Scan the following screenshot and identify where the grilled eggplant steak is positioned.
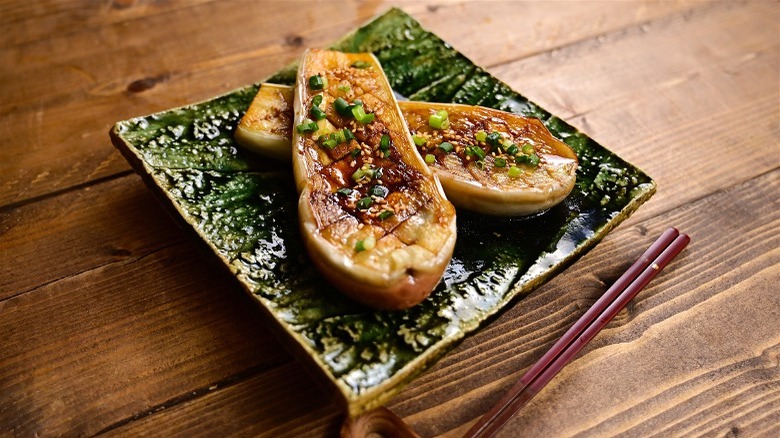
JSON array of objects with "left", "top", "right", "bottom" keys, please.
[
  {"left": 292, "top": 49, "right": 457, "bottom": 310},
  {"left": 238, "top": 85, "right": 577, "bottom": 216},
  {"left": 235, "top": 83, "right": 294, "bottom": 162},
  {"left": 401, "top": 102, "right": 578, "bottom": 216}
]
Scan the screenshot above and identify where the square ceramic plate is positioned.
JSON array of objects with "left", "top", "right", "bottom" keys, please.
[{"left": 110, "top": 8, "right": 655, "bottom": 416}]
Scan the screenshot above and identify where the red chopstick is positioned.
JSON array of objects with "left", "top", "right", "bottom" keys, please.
[{"left": 464, "top": 227, "right": 690, "bottom": 438}]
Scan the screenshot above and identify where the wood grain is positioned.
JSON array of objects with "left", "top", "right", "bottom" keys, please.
[
  {"left": 0, "top": 238, "right": 294, "bottom": 436},
  {"left": 398, "top": 170, "right": 780, "bottom": 437},
  {"left": 490, "top": 0, "right": 780, "bottom": 223},
  {"left": 0, "top": 0, "right": 217, "bottom": 47},
  {"left": 101, "top": 362, "right": 343, "bottom": 438},
  {"left": 83, "top": 169, "right": 780, "bottom": 437},
  {"left": 1, "top": 1, "right": 779, "bottom": 436},
  {"left": 0, "top": 0, "right": 699, "bottom": 207},
  {"left": 0, "top": 175, "right": 183, "bottom": 299}
]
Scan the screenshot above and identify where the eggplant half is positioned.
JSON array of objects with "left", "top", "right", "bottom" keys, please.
[
  {"left": 291, "top": 49, "right": 457, "bottom": 310},
  {"left": 238, "top": 85, "right": 577, "bottom": 216},
  {"left": 401, "top": 102, "right": 578, "bottom": 216},
  {"left": 235, "top": 83, "right": 294, "bottom": 162}
]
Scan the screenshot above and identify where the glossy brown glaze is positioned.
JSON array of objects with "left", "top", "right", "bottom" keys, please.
[
  {"left": 237, "top": 85, "right": 577, "bottom": 216},
  {"left": 235, "top": 83, "right": 294, "bottom": 161},
  {"left": 292, "top": 49, "right": 456, "bottom": 310},
  {"left": 401, "top": 102, "right": 578, "bottom": 216}
]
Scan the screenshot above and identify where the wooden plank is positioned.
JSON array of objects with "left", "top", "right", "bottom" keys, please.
[
  {"left": 0, "top": 1, "right": 386, "bottom": 208},
  {"left": 101, "top": 362, "right": 343, "bottom": 438},
  {"left": 0, "top": 1, "right": 700, "bottom": 207},
  {"left": 0, "top": 174, "right": 183, "bottom": 300},
  {"left": 0, "top": 0, "right": 216, "bottom": 47},
  {"left": 3, "top": 0, "right": 753, "bottom": 235},
  {"left": 82, "top": 169, "right": 780, "bottom": 437},
  {"left": 489, "top": 0, "right": 780, "bottom": 222},
  {"left": 0, "top": 241, "right": 293, "bottom": 436},
  {"left": 392, "top": 169, "right": 780, "bottom": 437},
  {"left": 2, "top": 2, "right": 777, "bottom": 435},
  {"left": 1, "top": 0, "right": 697, "bottom": 116}
]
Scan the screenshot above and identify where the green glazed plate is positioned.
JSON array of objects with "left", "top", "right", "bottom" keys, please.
[{"left": 110, "top": 8, "right": 655, "bottom": 416}]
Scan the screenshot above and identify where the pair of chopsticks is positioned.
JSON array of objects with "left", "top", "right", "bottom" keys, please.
[{"left": 464, "top": 227, "right": 690, "bottom": 437}]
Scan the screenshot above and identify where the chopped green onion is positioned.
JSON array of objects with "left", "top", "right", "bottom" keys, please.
[
  {"left": 425, "top": 153, "right": 436, "bottom": 164},
  {"left": 465, "top": 146, "right": 486, "bottom": 160},
  {"left": 352, "top": 165, "right": 379, "bottom": 182},
  {"left": 429, "top": 110, "right": 449, "bottom": 130},
  {"left": 357, "top": 112, "right": 375, "bottom": 124},
  {"left": 378, "top": 134, "right": 391, "bottom": 157},
  {"left": 522, "top": 144, "right": 535, "bottom": 155},
  {"left": 311, "top": 95, "right": 323, "bottom": 107},
  {"left": 336, "top": 187, "right": 353, "bottom": 196},
  {"left": 494, "top": 157, "right": 507, "bottom": 168},
  {"left": 412, "top": 135, "right": 426, "bottom": 146},
  {"left": 506, "top": 144, "right": 519, "bottom": 156},
  {"left": 501, "top": 139, "right": 513, "bottom": 150},
  {"left": 475, "top": 160, "right": 485, "bottom": 170},
  {"left": 475, "top": 131, "right": 487, "bottom": 142},
  {"left": 515, "top": 153, "right": 540, "bottom": 166},
  {"left": 486, "top": 131, "right": 502, "bottom": 147},
  {"left": 352, "top": 168, "right": 368, "bottom": 181},
  {"left": 508, "top": 165, "right": 522, "bottom": 178},
  {"left": 355, "top": 235, "right": 376, "bottom": 252},
  {"left": 351, "top": 104, "right": 375, "bottom": 124},
  {"left": 343, "top": 128, "right": 355, "bottom": 141},
  {"left": 335, "top": 130, "right": 349, "bottom": 144},
  {"left": 319, "top": 130, "right": 351, "bottom": 148},
  {"left": 357, "top": 197, "right": 373, "bottom": 210},
  {"left": 308, "top": 75, "right": 326, "bottom": 90},
  {"left": 378, "top": 210, "right": 394, "bottom": 221},
  {"left": 337, "top": 84, "right": 350, "bottom": 93},
  {"left": 333, "top": 98, "right": 352, "bottom": 116},
  {"left": 350, "top": 148, "right": 361, "bottom": 158},
  {"left": 296, "top": 119, "right": 319, "bottom": 133},
  {"left": 438, "top": 142, "right": 454, "bottom": 153},
  {"left": 321, "top": 138, "right": 338, "bottom": 149},
  {"left": 368, "top": 185, "right": 389, "bottom": 198},
  {"left": 309, "top": 105, "right": 326, "bottom": 120},
  {"left": 351, "top": 60, "right": 372, "bottom": 69}
]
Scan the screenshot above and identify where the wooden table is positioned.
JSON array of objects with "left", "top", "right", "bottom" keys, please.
[{"left": 2, "top": 1, "right": 778, "bottom": 436}]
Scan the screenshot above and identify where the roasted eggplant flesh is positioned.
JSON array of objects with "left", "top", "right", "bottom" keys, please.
[
  {"left": 238, "top": 85, "right": 577, "bottom": 216},
  {"left": 234, "top": 83, "right": 294, "bottom": 161},
  {"left": 402, "top": 102, "right": 578, "bottom": 216},
  {"left": 292, "top": 49, "right": 456, "bottom": 310}
]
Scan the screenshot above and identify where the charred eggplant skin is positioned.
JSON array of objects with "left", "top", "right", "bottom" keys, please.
[
  {"left": 292, "top": 49, "right": 456, "bottom": 310},
  {"left": 238, "top": 85, "right": 577, "bottom": 216}
]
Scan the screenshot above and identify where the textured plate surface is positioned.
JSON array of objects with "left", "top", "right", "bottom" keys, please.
[{"left": 110, "top": 8, "right": 655, "bottom": 416}]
